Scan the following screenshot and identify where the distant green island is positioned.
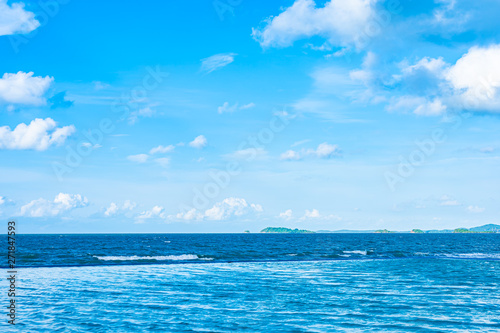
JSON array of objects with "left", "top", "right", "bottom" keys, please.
[
  {"left": 275, "top": 224, "right": 500, "bottom": 234},
  {"left": 374, "top": 229, "right": 395, "bottom": 233},
  {"left": 260, "top": 227, "right": 315, "bottom": 233}
]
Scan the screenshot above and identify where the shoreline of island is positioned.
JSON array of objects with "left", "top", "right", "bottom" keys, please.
[{"left": 255, "top": 224, "right": 500, "bottom": 234}]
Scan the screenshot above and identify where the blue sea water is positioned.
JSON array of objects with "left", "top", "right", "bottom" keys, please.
[{"left": 2, "top": 234, "right": 500, "bottom": 332}]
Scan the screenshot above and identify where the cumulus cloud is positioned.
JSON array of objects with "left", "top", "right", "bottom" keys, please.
[
  {"left": 189, "top": 135, "right": 207, "bottom": 149},
  {"left": 175, "top": 197, "right": 263, "bottom": 221},
  {"left": 137, "top": 205, "right": 166, "bottom": 221},
  {"left": 280, "top": 150, "right": 301, "bottom": 161},
  {"left": 20, "top": 193, "right": 88, "bottom": 217},
  {"left": 204, "top": 198, "right": 263, "bottom": 220},
  {"left": 128, "top": 106, "right": 156, "bottom": 124},
  {"left": 278, "top": 209, "right": 293, "bottom": 220},
  {"left": 252, "top": 0, "right": 377, "bottom": 49},
  {"left": 104, "top": 200, "right": 137, "bottom": 217},
  {"left": 201, "top": 53, "right": 236, "bottom": 73},
  {"left": 358, "top": 45, "right": 500, "bottom": 115},
  {"left": 304, "top": 209, "right": 321, "bottom": 218},
  {"left": 300, "top": 209, "right": 341, "bottom": 221},
  {"left": 0, "top": 0, "right": 40, "bottom": 36},
  {"left": 313, "top": 142, "right": 340, "bottom": 158},
  {"left": 127, "top": 154, "right": 149, "bottom": 163},
  {"left": 0, "top": 118, "right": 75, "bottom": 151},
  {"left": 446, "top": 45, "right": 500, "bottom": 111},
  {"left": 0, "top": 196, "right": 4, "bottom": 205},
  {"left": 149, "top": 145, "right": 175, "bottom": 154},
  {"left": 0, "top": 72, "right": 53, "bottom": 105},
  {"left": 281, "top": 142, "right": 340, "bottom": 161}
]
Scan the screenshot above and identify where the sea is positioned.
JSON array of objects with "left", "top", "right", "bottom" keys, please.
[{"left": 2, "top": 233, "right": 500, "bottom": 332}]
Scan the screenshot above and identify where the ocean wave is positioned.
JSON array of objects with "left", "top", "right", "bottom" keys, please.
[
  {"left": 439, "top": 253, "right": 500, "bottom": 259},
  {"left": 94, "top": 255, "right": 212, "bottom": 261},
  {"left": 343, "top": 250, "right": 367, "bottom": 255}
]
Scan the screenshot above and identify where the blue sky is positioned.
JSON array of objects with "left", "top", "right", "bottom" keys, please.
[{"left": 1, "top": 0, "right": 500, "bottom": 233}]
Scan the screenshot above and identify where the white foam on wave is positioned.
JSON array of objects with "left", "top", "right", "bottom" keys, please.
[
  {"left": 440, "top": 253, "right": 500, "bottom": 259},
  {"left": 94, "top": 254, "right": 212, "bottom": 261},
  {"left": 343, "top": 250, "right": 367, "bottom": 255}
]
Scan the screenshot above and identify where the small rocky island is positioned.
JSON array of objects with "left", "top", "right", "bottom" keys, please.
[{"left": 260, "top": 227, "right": 315, "bottom": 233}]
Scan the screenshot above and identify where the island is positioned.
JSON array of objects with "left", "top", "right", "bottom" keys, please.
[
  {"left": 260, "top": 227, "right": 315, "bottom": 233},
  {"left": 316, "top": 224, "right": 500, "bottom": 234}
]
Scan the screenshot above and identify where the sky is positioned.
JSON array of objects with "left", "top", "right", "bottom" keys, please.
[{"left": 1, "top": 0, "right": 500, "bottom": 233}]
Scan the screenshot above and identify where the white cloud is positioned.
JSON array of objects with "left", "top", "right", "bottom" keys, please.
[
  {"left": 104, "top": 202, "right": 118, "bottom": 216},
  {"left": 413, "top": 99, "right": 447, "bottom": 116},
  {"left": 466, "top": 205, "right": 485, "bottom": 213},
  {"left": 128, "top": 106, "right": 156, "bottom": 124},
  {"left": 280, "top": 150, "right": 301, "bottom": 161},
  {"left": 128, "top": 145, "right": 174, "bottom": 166},
  {"left": 200, "top": 53, "right": 236, "bottom": 73},
  {"left": 81, "top": 142, "right": 102, "bottom": 150},
  {"left": 175, "top": 208, "right": 202, "bottom": 221},
  {"left": 300, "top": 208, "right": 341, "bottom": 221},
  {"left": 20, "top": 193, "right": 88, "bottom": 217},
  {"left": 349, "top": 51, "right": 377, "bottom": 85},
  {"left": 218, "top": 102, "right": 256, "bottom": 114},
  {"left": 281, "top": 143, "right": 340, "bottom": 161},
  {"left": 175, "top": 197, "right": 263, "bottom": 221},
  {"left": 137, "top": 205, "right": 166, "bottom": 221},
  {"left": 0, "top": 118, "right": 75, "bottom": 151},
  {"left": 189, "top": 135, "right": 207, "bottom": 149},
  {"left": 218, "top": 102, "right": 238, "bottom": 114},
  {"left": 384, "top": 45, "right": 500, "bottom": 115},
  {"left": 401, "top": 57, "right": 448, "bottom": 77},
  {"left": 252, "top": 0, "right": 377, "bottom": 49},
  {"left": 127, "top": 154, "right": 149, "bottom": 163},
  {"left": 446, "top": 45, "right": 500, "bottom": 111},
  {"left": 303, "top": 208, "right": 321, "bottom": 218},
  {"left": 149, "top": 145, "right": 175, "bottom": 154},
  {"left": 313, "top": 142, "right": 340, "bottom": 158},
  {"left": 105, "top": 200, "right": 136, "bottom": 217},
  {"left": 240, "top": 102, "right": 256, "bottom": 110},
  {"left": 0, "top": 196, "right": 4, "bottom": 205},
  {"left": 0, "top": 72, "right": 53, "bottom": 105},
  {"left": 0, "top": 0, "right": 40, "bottom": 36},
  {"left": 204, "top": 198, "right": 263, "bottom": 221},
  {"left": 278, "top": 209, "right": 293, "bottom": 219}
]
